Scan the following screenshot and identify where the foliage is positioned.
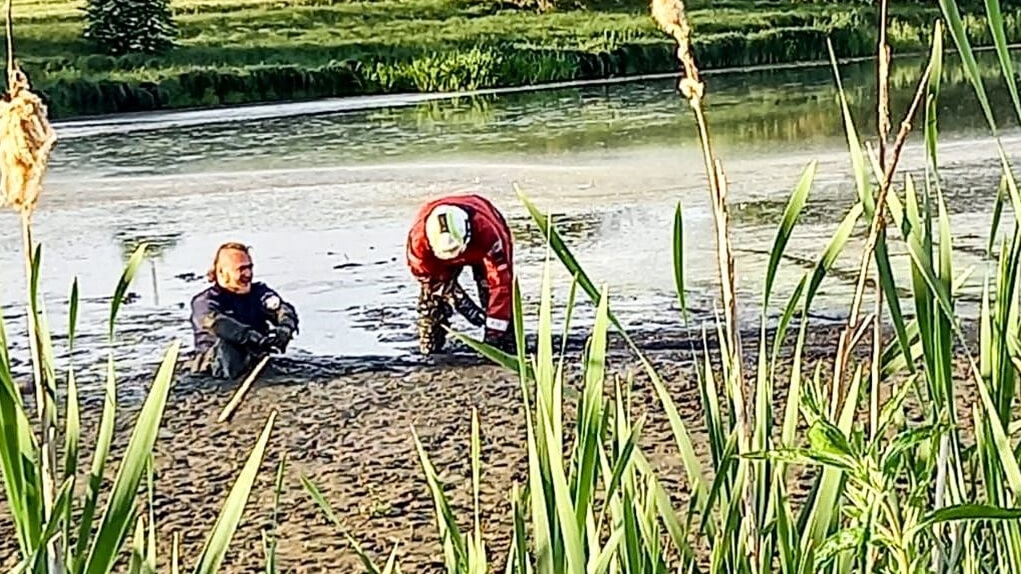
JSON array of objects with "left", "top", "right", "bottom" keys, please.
[
  {"left": 82, "top": 0, "right": 177, "bottom": 56},
  {"left": 12, "top": 0, "right": 1021, "bottom": 117},
  {"left": 297, "top": 0, "right": 1021, "bottom": 571}
]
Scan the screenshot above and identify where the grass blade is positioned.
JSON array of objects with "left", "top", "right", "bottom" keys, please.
[
  {"left": 84, "top": 341, "right": 179, "bottom": 574},
  {"left": 411, "top": 426, "right": 468, "bottom": 570},
  {"left": 674, "top": 201, "right": 689, "bottom": 324},
  {"left": 765, "top": 161, "right": 817, "bottom": 306},
  {"left": 193, "top": 410, "right": 277, "bottom": 574},
  {"left": 937, "top": 0, "right": 998, "bottom": 133},
  {"left": 110, "top": 245, "right": 148, "bottom": 339}
]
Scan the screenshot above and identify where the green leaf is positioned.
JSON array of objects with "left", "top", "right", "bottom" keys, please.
[
  {"left": 765, "top": 160, "right": 817, "bottom": 307},
  {"left": 817, "top": 527, "right": 864, "bottom": 568},
  {"left": 411, "top": 426, "right": 468, "bottom": 570},
  {"left": 83, "top": 341, "right": 179, "bottom": 574},
  {"left": 74, "top": 355, "right": 118, "bottom": 572},
  {"left": 110, "top": 244, "right": 148, "bottom": 340},
  {"left": 806, "top": 203, "right": 864, "bottom": 309},
  {"left": 827, "top": 41, "right": 872, "bottom": 216},
  {"left": 0, "top": 320, "right": 41, "bottom": 558},
  {"left": 917, "top": 504, "right": 1021, "bottom": 532},
  {"left": 936, "top": 0, "right": 998, "bottom": 133},
  {"left": 673, "top": 201, "right": 689, "bottom": 324},
  {"left": 300, "top": 474, "right": 341, "bottom": 528},
  {"left": 193, "top": 410, "right": 277, "bottom": 574}
]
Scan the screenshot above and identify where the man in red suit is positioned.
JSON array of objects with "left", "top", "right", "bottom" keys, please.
[{"left": 406, "top": 193, "right": 516, "bottom": 355}]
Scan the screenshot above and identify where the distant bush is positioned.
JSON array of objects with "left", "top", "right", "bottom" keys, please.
[{"left": 82, "top": 0, "right": 178, "bottom": 56}]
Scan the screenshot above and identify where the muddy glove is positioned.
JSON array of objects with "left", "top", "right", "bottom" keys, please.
[
  {"left": 240, "top": 329, "right": 269, "bottom": 352},
  {"left": 449, "top": 283, "right": 486, "bottom": 327},
  {"left": 260, "top": 327, "right": 291, "bottom": 353}
]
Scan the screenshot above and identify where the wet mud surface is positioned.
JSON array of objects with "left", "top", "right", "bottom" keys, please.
[{"left": 0, "top": 320, "right": 984, "bottom": 572}]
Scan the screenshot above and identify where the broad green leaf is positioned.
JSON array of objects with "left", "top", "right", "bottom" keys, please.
[
  {"left": 194, "top": 410, "right": 277, "bottom": 574},
  {"left": 83, "top": 341, "right": 179, "bottom": 574},
  {"left": 765, "top": 161, "right": 817, "bottom": 307}
]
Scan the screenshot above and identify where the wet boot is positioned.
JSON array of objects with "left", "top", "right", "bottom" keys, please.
[
  {"left": 486, "top": 327, "right": 517, "bottom": 355},
  {"left": 417, "top": 282, "right": 453, "bottom": 355}
]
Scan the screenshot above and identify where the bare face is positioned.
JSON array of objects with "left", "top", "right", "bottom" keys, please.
[{"left": 215, "top": 249, "right": 254, "bottom": 294}]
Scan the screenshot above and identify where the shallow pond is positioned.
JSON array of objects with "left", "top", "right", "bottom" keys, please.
[{"left": 2, "top": 49, "right": 1020, "bottom": 391}]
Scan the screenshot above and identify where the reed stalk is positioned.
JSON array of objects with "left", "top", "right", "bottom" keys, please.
[
  {"left": 0, "top": 0, "right": 59, "bottom": 570},
  {"left": 829, "top": 52, "right": 932, "bottom": 415},
  {"left": 650, "top": 0, "right": 756, "bottom": 568}
]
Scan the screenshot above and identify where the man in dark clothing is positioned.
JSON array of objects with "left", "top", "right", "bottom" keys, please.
[{"left": 188, "top": 242, "right": 299, "bottom": 379}]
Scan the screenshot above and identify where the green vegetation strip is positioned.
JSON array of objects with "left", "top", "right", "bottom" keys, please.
[{"left": 18, "top": 0, "right": 1021, "bottom": 118}]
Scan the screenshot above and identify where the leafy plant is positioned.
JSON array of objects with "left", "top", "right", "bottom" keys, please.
[
  {"left": 82, "top": 0, "right": 178, "bottom": 56},
  {"left": 308, "top": 0, "right": 1021, "bottom": 571}
]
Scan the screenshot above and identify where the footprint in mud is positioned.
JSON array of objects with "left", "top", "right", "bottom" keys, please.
[{"left": 174, "top": 272, "right": 203, "bottom": 282}]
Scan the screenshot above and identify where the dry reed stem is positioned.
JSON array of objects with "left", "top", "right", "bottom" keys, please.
[
  {"left": 218, "top": 355, "right": 271, "bottom": 423},
  {"left": 831, "top": 58, "right": 933, "bottom": 417},
  {"left": 651, "top": 0, "right": 756, "bottom": 568},
  {"left": 1, "top": 0, "right": 60, "bottom": 570}
]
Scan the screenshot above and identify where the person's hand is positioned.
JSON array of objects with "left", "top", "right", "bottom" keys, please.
[{"left": 265, "top": 326, "right": 294, "bottom": 353}]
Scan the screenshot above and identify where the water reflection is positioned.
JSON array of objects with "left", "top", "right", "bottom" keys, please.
[{"left": 43, "top": 50, "right": 1021, "bottom": 181}]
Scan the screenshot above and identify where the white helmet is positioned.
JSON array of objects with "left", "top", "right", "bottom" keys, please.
[{"left": 425, "top": 204, "right": 471, "bottom": 260}]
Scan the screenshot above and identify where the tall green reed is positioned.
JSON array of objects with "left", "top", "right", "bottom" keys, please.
[{"left": 311, "top": 0, "right": 1021, "bottom": 571}]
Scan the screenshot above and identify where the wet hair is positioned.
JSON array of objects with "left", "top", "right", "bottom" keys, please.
[{"left": 206, "top": 242, "right": 252, "bottom": 282}]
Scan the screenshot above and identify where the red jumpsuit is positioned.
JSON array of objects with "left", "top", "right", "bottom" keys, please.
[{"left": 406, "top": 194, "right": 514, "bottom": 338}]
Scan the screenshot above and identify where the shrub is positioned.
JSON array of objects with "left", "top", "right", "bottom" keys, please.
[{"left": 82, "top": 0, "right": 178, "bottom": 56}]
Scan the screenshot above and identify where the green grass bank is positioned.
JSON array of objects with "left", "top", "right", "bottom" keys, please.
[{"left": 16, "top": 0, "right": 1021, "bottom": 119}]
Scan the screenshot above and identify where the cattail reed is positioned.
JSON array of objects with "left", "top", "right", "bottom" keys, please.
[
  {"left": 0, "top": 0, "right": 60, "bottom": 570},
  {"left": 651, "top": 0, "right": 756, "bottom": 568}
]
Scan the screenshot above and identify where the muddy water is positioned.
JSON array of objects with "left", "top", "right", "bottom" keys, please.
[{"left": 1, "top": 50, "right": 1019, "bottom": 394}]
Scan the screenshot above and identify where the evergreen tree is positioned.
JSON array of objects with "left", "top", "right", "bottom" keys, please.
[{"left": 83, "top": 0, "right": 178, "bottom": 56}]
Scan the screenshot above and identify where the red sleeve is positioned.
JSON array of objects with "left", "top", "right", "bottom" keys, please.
[{"left": 476, "top": 213, "right": 514, "bottom": 333}]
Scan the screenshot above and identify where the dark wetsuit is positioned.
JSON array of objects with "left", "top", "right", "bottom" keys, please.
[{"left": 189, "top": 282, "right": 299, "bottom": 379}]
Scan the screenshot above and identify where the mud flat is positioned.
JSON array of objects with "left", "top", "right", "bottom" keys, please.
[{"left": 0, "top": 320, "right": 981, "bottom": 572}]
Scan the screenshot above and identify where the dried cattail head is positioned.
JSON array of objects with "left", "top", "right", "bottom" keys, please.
[
  {"left": 0, "top": 64, "right": 56, "bottom": 217},
  {"left": 650, "top": 0, "right": 688, "bottom": 42},
  {"left": 650, "top": 0, "right": 704, "bottom": 105}
]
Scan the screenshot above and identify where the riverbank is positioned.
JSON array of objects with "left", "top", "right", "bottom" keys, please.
[{"left": 20, "top": 0, "right": 1021, "bottom": 119}]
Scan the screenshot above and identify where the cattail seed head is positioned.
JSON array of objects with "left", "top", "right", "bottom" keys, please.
[
  {"left": 650, "top": 0, "right": 703, "bottom": 101},
  {"left": 0, "top": 66, "right": 56, "bottom": 217},
  {"left": 650, "top": 0, "right": 687, "bottom": 40}
]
